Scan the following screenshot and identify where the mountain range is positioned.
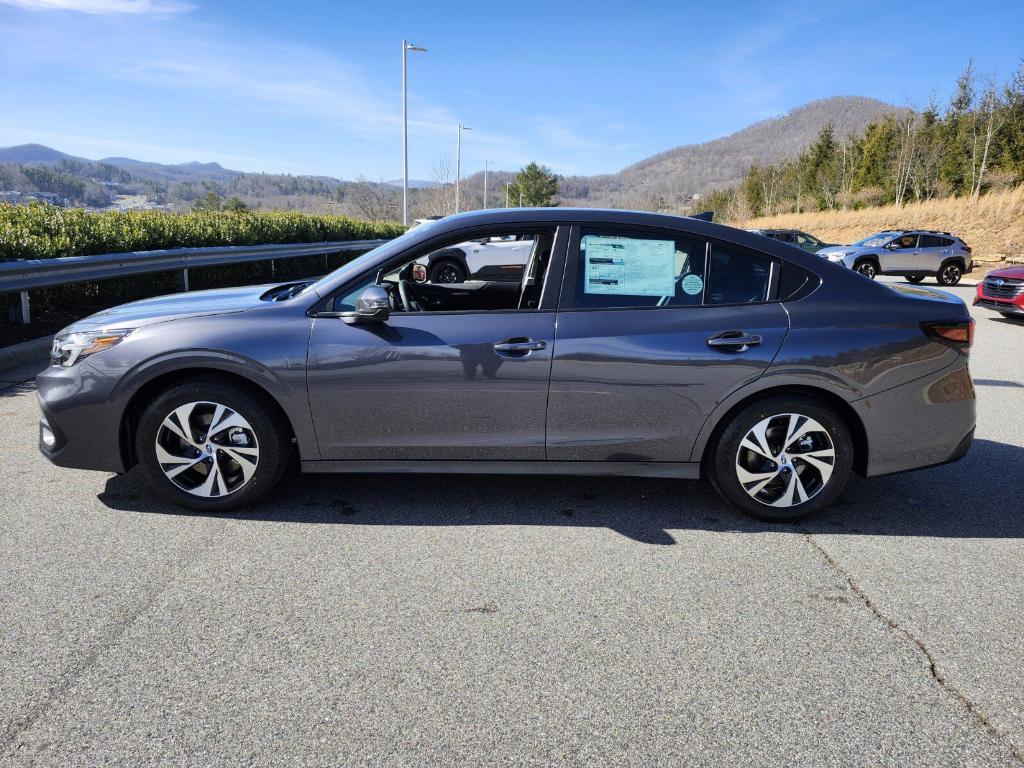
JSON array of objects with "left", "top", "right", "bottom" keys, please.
[{"left": 0, "top": 95, "right": 901, "bottom": 212}]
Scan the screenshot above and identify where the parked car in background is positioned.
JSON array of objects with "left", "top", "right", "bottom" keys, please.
[
  {"left": 747, "top": 228, "right": 834, "bottom": 253},
  {"left": 816, "top": 230, "right": 974, "bottom": 285},
  {"left": 415, "top": 233, "right": 534, "bottom": 283},
  {"left": 974, "top": 265, "right": 1024, "bottom": 319},
  {"left": 37, "top": 208, "right": 976, "bottom": 523}
]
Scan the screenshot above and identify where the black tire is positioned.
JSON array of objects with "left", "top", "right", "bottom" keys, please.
[
  {"left": 136, "top": 378, "right": 291, "bottom": 512},
  {"left": 707, "top": 395, "right": 854, "bottom": 522},
  {"left": 906, "top": 275, "right": 925, "bottom": 284},
  {"left": 937, "top": 261, "right": 964, "bottom": 286},
  {"left": 854, "top": 259, "right": 878, "bottom": 279},
  {"left": 429, "top": 259, "right": 466, "bottom": 284},
  {"left": 1001, "top": 312, "right": 1023, "bottom": 321}
]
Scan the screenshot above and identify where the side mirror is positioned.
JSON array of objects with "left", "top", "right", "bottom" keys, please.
[
  {"left": 342, "top": 285, "right": 390, "bottom": 325},
  {"left": 412, "top": 263, "right": 428, "bottom": 283}
]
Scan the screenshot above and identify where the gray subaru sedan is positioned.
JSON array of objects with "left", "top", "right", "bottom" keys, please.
[{"left": 37, "top": 209, "right": 976, "bottom": 521}]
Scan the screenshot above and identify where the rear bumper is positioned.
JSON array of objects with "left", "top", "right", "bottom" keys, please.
[{"left": 853, "top": 362, "right": 975, "bottom": 477}]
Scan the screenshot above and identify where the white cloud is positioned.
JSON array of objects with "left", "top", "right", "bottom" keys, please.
[{"left": 0, "top": 0, "right": 192, "bottom": 14}]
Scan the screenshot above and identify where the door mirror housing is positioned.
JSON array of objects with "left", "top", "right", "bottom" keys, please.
[{"left": 341, "top": 285, "right": 390, "bottom": 325}]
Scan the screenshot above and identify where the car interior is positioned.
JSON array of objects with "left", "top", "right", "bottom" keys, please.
[{"left": 381, "top": 230, "right": 555, "bottom": 313}]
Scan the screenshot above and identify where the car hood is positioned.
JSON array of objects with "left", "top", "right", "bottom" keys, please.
[
  {"left": 985, "top": 265, "right": 1024, "bottom": 279},
  {"left": 60, "top": 283, "right": 275, "bottom": 334}
]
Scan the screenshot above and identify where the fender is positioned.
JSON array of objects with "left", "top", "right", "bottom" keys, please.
[
  {"left": 110, "top": 348, "right": 321, "bottom": 461},
  {"left": 686, "top": 368, "right": 867, "bottom": 464}
]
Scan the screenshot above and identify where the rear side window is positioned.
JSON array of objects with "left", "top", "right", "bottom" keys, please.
[
  {"left": 706, "top": 245, "right": 771, "bottom": 305},
  {"left": 920, "top": 235, "right": 955, "bottom": 247},
  {"left": 574, "top": 230, "right": 708, "bottom": 309}
]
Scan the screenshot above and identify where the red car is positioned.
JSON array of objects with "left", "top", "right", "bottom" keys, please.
[{"left": 974, "top": 266, "right": 1024, "bottom": 319}]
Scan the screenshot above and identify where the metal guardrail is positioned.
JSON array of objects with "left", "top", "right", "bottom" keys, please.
[{"left": 0, "top": 239, "right": 389, "bottom": 324}]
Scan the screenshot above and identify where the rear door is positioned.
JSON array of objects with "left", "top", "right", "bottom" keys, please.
[
  {"left": 546, "top": 225, "right": 789, "bottom": 463},
  {"left": 918, "top": 234, "right": 952, "bottom": 271}
]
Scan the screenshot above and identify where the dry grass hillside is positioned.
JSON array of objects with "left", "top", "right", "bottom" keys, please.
[{"left": 743, "top": 185, "right": 1024, "bottom": 268}]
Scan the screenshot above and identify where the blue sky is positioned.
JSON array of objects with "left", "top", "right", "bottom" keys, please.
[{"left": 0, "top": 0, "right": 1022, "bottom": 180}]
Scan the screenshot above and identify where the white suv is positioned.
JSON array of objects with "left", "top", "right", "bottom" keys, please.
[
  {"left": 817, "top": 230, "right": 975, "bottom": 286},
  {"left": 417, "top": 234, "right": 535, "bottom": 283}
]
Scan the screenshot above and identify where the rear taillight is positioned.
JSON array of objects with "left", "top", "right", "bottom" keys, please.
[
  {"left": 922, "top": 320, "right": 974, "bottom": 354},
  {"left": 962, "top": 245, "right": 972, "bottom": 254}
]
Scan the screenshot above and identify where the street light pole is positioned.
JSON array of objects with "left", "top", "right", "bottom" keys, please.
[
  {"left": 505, "top": 182, "right": 511, "bottom": 208},
  {"left": 483, "top": 160, "right": 488, "bottom": 209},
  {"left": 455, "top": 123, "right": 471, "bottom": 213},
  {"left": 402, "top": 40, "right": 427, "bottom": 226}
]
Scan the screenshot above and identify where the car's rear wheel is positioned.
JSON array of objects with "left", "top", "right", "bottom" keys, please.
[
  {"left": 937, "top": 262, "right": 964, "bottom": 286},
  {"left": 429, "top": 259, "right": 466, "bottom": 284},
  {"left": 137, "top": 379, "right": 291, "bottom": 512},
  {"left": 854, "top": 259, "right": 878, "bottom": 279},
  {"left": 708, "top": 395, "right": 853, "bottom": 522},
  {"left": 906, "top": 275, "right": 925, "bottom": 284}
]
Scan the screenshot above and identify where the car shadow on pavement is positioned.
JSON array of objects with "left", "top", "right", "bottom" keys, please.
[{"left": 98, "top": 438, "right": 1023, "bottom": 545}]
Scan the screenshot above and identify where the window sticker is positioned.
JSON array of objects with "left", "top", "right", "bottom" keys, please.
[
  {"left": 681, "top": 274, "right": 704, "bottom": 296},
  {"left": 583, "top": 236, "right": 675, "bottom": 296}
]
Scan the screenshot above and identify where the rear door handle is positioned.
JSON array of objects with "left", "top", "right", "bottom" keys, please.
[
  {"left": 707, "top": 331, "right": 762, "bottom": 352},
  {"left": 493, "top": 338, "right": 546, "bottom": 355}
]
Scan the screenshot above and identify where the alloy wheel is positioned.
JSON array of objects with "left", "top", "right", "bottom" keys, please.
[
  {"left": 940, "top": 264, "right": 962, "bottom": 285},
  {"left": 856, "top": 262, "right": 877, "bottom": 279},
  {"left": 154, "top": 401, "right": 260, "bottom": 498},
  {"left": 734, "top": 413, "right": 836, "bottom": 508},
  {"left": 434, "top": 263, "right": 463, "bottom": 283}
]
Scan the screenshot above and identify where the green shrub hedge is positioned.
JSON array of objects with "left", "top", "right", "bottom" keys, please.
[{"left": 0, "top": 204, "right": 405, "bottom": 261}]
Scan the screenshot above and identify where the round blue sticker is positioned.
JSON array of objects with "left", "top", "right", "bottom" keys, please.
[{"left": 681, "top": 274, "right": 704, "bottom": 296}]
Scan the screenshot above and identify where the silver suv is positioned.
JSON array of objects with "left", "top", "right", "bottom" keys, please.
[{"left": 817, "top": 230, "right": 974, "bottom": 286}]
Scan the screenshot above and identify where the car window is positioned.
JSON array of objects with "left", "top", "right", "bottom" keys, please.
[
  {"left": 919, "top": 235, "right": 952, "bottom": 248},
  {"left": 706, "top": 245, "right": 771, "bottom": 305},
  {"left": 573, "top": 230, "right": 708, "bottom": 309},
  {"left": 796, "top": 233, "right": 820, "bottom": 247},
  {"left": 891, "top": 235, "right": 919, "bottom": 249}
]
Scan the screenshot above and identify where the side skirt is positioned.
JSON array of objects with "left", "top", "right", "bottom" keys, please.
[{"left": 300, "top": 459, "right": 701, "bottom": 479}]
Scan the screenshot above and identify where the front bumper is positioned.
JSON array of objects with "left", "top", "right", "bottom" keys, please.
[
  {"left": 36, "top": 361, "right": 127, "bottom": 473},
  {"left": 853, "top": 362, "right": 975, "bottom": 477}
]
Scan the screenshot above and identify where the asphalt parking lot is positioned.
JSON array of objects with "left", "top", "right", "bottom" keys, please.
[{"left": 1, "top": 278, "right": 1022, "bottom": 766}]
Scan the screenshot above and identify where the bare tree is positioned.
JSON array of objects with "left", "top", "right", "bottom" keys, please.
[
  {"left": 973, "top": 75, "right": 1006, "bottom": 199},
  {"left": 348, "top": 176, "right": 399, "bottom": 221},
  {"left": 417, "top": 156, "right": 457, "bottom": 217}
]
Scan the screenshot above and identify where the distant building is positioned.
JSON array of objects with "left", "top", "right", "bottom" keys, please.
[{"left": 0, "top": 191, "right": 69, "bottom": 207}]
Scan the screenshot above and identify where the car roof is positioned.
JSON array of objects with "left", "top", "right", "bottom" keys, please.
[{"left": 311, "top": 207, "right": 848, "bottom": 298}]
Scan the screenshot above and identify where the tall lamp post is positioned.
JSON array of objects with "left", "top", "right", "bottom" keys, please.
[
  {"left": 455, "top": 123, "right": 471, "bottom": 213},
  {"left": 483, "top": 160, "right": 488, "bottom": 209},
  {"left": 402, "top": 39, "right": 427, "bottom": 226}
]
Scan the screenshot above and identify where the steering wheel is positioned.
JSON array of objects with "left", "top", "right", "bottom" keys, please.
[{"left": 398, "top": 279, "right": 422, "bottom": 312}]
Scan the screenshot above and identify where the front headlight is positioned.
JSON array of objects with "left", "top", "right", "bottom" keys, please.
[
  {"left": 50, "top": 329, "right": 133, "bottom": 367},
  {"left": 825, "top": 253, "right": 846, "bottom": 261}
]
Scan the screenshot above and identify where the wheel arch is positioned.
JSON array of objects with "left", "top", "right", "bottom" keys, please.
[
  {"left": 694, "top": 384, "right": 869, "bottom": 477},
  {"left": 119, "top": 367, "right": 298, "bottom": 471}
]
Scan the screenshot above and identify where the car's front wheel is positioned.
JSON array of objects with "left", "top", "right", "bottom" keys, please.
[
  {"left": 429, "top": 259, "right": 466, "bottom": 284},
  {"left": 854, "top": 259, "right": 878, "bottom": 279},
  {"left": 708, "top": 396, "right": 854, "bottom": 522},
  {"left": 136, "top": 379, "right": 291, "bottom": 512}
]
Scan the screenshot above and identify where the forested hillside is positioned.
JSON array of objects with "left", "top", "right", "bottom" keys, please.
[{"left": 711, "top": 59, "right": 1024, "bottom": 220}]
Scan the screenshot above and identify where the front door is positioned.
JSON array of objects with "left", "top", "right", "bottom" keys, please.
[
  {"left": 306, "top": 224, "right": 566, "bottom": 461},
  {"left": 546, "top": 227, "right": 789, "bottom": 462}
]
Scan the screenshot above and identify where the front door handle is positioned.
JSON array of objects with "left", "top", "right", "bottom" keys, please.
[
  {"left": 493, "top": 338, "right": 546, "bottom": 355},
  {"left": 707, "top": 331, "right": 762, "bottom": 352}
]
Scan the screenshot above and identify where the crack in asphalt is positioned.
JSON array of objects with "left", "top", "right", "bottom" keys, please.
[
  {"left": 0, "top": 521, "right": 226, "bottom": 756},
  {"left": 802, "top": 531, "right": 1024, "bottom": 765}
]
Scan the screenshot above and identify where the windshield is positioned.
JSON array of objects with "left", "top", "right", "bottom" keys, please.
[
  {"left": 853, "top": 232, "right": 898, "bottom": 248},
  {"left": 296, "top": 221, "right": 432, "bottom": 298}
]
